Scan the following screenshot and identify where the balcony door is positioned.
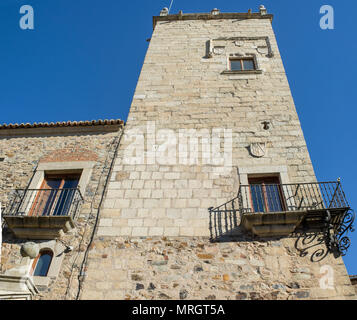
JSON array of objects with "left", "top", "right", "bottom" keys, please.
[
  {"left": 29, "top": 174, "right": 80, "bottom": 217},
  {"left": 249, "top": 176, "right": 285, "bottom": 213}
]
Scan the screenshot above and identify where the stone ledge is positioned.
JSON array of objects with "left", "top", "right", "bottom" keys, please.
[
  {"left": 153, "top": 12, "right": 274, "bottom": 29},
  {"left": 0, "top": 275, "right": 38, "bottom": 300},
  {"left": 241, "top": 211, "right": 305, "bottom": 237},
  {"left": 221, "top": 70, "right": 263, "bottom": 75},
  {"left": 3, "top": 216, "right": 76, "bottom": 239}
]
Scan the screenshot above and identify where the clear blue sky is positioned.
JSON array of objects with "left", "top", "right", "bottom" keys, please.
[{"left": 1, "top": 1, "right": 357, "bottom": 274}]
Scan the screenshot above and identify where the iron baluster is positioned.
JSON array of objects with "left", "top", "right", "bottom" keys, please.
[{"left": 207, "top": 181, "right": 354, "bottom": 255}]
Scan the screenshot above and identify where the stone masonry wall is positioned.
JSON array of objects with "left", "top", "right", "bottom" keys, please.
[
  {"left": 98, "top": 17, "right": 317, "bottom": 239},
  {"left": 81, "top": 14, "right": 356, "bottom": 300},
  {"left": 81, "top": 236, "right": 355, "bottom": 300},
  {"left": 0, "top": 125, "right": 122, "bottom": 299},
  {"left": 1, "top": 12, "right": 354, "bottom": 301}
]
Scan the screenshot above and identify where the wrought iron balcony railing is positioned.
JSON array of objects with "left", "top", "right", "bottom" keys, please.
[
  {"left": 4, "top": 188, "right": 83, "bottom": 219},
  {"left": 208, "top": 181, "right": 355, "bottom": 256},
  {"left": 238, "top": 181, "right": 349, "bottom": 214}
]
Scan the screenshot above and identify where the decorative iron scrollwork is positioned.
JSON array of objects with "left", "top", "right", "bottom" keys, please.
[
  {"left": 294, "top": 209, "right": 355, "bottom": 261},
  {"left": 295, "top": 233, "right": 329, "bottom": 262},
  {"left": 334, "top": 209, "right": 355, "bottom": 256}
]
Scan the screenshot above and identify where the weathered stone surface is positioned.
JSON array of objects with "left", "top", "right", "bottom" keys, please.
[
  {"left": 94, "top": 11, "right": 321, "bottom": 240},
  {"left": 1, "top": 8, "right": 355, "bottom": 301},
  {"left": 179, "top": 289, "right": 188, "bottom": 300},
  {"left": 135, "top": 283, "right": 145, "bottom": 290},
  {"left": 0, "top": 124, "right": 123, "bottom": 300},
  {"left": 78, "top": 237, "right": 355, "bottom": 300}
]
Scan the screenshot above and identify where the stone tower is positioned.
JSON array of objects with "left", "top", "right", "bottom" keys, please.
[{"left": 80, "top": 7, "right": 356, "bottom": 300}]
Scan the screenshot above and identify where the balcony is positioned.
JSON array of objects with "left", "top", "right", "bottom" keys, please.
[
  {"left": 209, "top": 181, "right": 355, "bottom": 256},
  {"left": 3, "top": 188, "right": 83, "bottom": 239}
]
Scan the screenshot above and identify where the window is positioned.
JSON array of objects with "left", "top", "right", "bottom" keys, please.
[
  {"left": 31, "top": 250, "right": 53, "bottom": 277},
  {"left": 230, "top": 57, "right": 256, "bottom": 71},
  {"left": 30, "top": 174, "right": 80, "bottom": 217},
  {"left": 248, "top": 176, "right": 285, "bottom": 213}
]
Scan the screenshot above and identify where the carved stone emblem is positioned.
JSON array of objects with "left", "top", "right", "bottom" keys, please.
[
  {"left": 249, "top": 142, "right": 266, "bottom": 158},
  {"left": 257, "top": 46, "right": 269, "bottom": 55},
  {"left": 213, "top": 46, "right": 225, "bottom": 55}
]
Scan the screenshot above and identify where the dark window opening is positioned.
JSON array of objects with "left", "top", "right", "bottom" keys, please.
[
  {"left": 230, "top": 58, "right": 256, "bottom": 71},
  {"left": 30, "top": 174, "right": 80, "bottom": 217},
  {"left": 248, "top": 176, "right": 285, "bottom": 213},
  {"left": 32, "top": 250, "right": 53, "bottom": 277}
]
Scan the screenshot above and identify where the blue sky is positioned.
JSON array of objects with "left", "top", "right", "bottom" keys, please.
[{"left": 1, "top": 1, "right": 357, "bottom": 274}]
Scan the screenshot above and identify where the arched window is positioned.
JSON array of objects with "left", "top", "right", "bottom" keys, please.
[{"left": 31, "top": 250, "right": 53, "bottom": 277}]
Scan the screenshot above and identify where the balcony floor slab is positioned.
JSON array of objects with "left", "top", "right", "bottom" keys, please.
[{"left": 3, "top": 216, "right": 75, "bottom": 240}]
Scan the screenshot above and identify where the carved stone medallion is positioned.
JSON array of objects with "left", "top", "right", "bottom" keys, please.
[
  {"left": 213, "top": 46, "right": 225, "bottom": 55},
  {"left": 249, "top": 142, "right": 266, "bottom": 158}
]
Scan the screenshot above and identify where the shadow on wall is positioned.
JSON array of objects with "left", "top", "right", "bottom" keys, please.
[
  {"left": 208, "top": 194, "right": 243, "bottom": 242},
  {"left": 208, "top": 196, "right": 332, "bottom": 263}
]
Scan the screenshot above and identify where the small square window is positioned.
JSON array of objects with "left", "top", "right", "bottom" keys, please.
[
  {"left": 230, "top": 58, "right": 256, "bottom": 71},
  {"left": 0, "top": 157, "right": 5, "bottom": 162}
]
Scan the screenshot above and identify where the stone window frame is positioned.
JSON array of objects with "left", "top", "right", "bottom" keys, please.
[
  {"left": 27, "top": 160, "right": 95, "bottom": 202},
  {"left": 26, "top": 240, "right": 66, "bottom": 287},
  {"left": 238, "top": 165, "right": 291, "bottom": 210},
  {"left": 222, "top": 53, "right": 263, "bottom": 75},
  {"left": 229, "top": 56, "right": 256, "bottom": 71},
  {"left": 19, "top": 161, "right": 94, "bottom": 218},
  {"left": 238, "top": 165, "right": 290, "bottom": 185}
]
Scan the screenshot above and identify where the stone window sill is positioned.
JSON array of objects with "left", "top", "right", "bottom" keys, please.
[{"left": 221, "top": 70, "right": 263, "bottom": 75}]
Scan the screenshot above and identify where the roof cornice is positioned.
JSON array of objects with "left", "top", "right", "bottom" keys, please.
[{"left": 153, "top": 11, "right": 274, "bottom": 30}]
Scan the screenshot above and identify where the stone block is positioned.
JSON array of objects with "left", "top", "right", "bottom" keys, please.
[{"left": 131, "top": 227, "right": 148, "bottom": 237}]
